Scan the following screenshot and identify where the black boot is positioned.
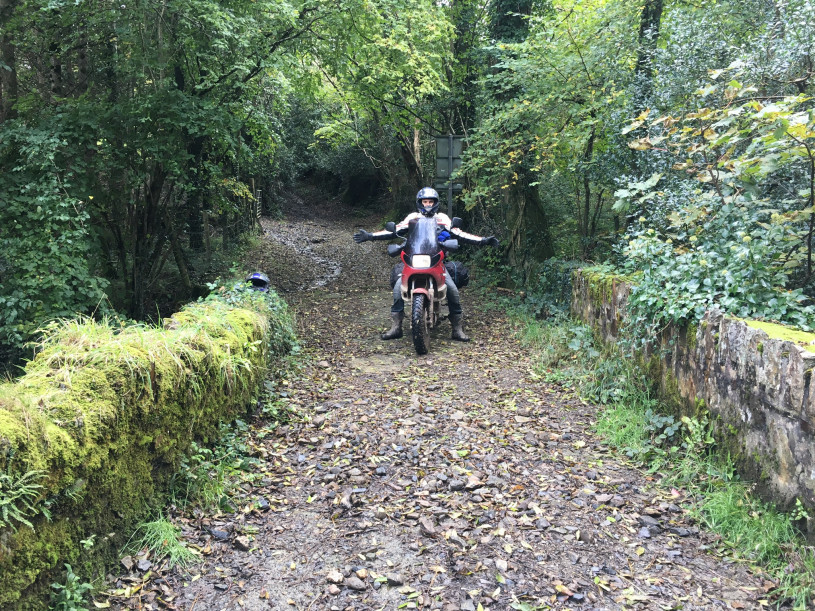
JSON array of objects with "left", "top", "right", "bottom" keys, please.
[
  {"left": 381, "top": 312, "right": 404, "bottom": 340},
  {"left": 450, "top": 314, "right": 470, "bottom": 342}
]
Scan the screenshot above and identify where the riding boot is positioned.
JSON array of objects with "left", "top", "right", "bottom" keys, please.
[
  {"left": 450, "top": 314, "right": 470, "bottom": 342},
  {"left": 381, "top": 312, "right": 404, "bottom": 340}
]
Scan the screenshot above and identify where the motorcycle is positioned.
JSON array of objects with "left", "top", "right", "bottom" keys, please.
[{"left": 384, "top": 216, "right": 461, "bottom": 355}]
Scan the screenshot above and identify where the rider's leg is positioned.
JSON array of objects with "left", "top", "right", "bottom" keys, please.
[
  {"left": 446, "top": 275, "right": 469, "bottom": 342},
  {"left": 382, "top": 274, "right": 404, "bottom": 340}
]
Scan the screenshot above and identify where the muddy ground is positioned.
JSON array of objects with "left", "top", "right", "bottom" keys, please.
[{"left": 106, "top": 188, "right": 769, "bottom": 610}]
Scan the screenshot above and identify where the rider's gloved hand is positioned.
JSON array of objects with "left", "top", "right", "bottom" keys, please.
[
  {"left": 482, "top": 236, "right": 499, "bottom": 247},
  {"left": 354, "top": 230, "right": 373, "bottom": 243}
]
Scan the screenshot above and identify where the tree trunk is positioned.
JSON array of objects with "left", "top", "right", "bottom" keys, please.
[
  {"left": 634, "top": 0, "right": 663, "bottom": 111},
  {"left": 0, "top": 0, "right": 19, "bottom": 122}
]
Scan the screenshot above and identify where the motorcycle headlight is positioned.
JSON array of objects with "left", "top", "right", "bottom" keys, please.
[{"left": 411, "top": 255, "right": 432, "bottom": 269}]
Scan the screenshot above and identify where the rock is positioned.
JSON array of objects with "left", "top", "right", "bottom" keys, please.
[
  {"left": 327, "top": 570, "right": 344, "bottom": 584},
  {"left": 345, "top": 576, "right": 367, "bottom": 591},
  {"left": 386, "top": 573, "right": 404, "bottom": 585},
  {"left": 638, "top": 527, "right": 652, "bottom": 539},
  {"left": 234, "top": 536, "right": 251, "bottom": 551},
  {"left": 638, "top": 515, "right": 661, "bottom": 527},
  {"left": 668, "top": 527, "right": 691, "bottom": 537},
  {"left": 375, "top": 508, "right": 388, "bottom": 520},
  {"left": 419, "top": 516, "right": 437, "bottom": 536},
  {"left": 318, "top": 360, "right": 330, "bottom": 368},
  {"left": 465, "top": 475, "right": 482, "bottom": 490},
  {"left": 120, "top": 556, "right": 134, "bottom": 571},
  {"left": 375, "top": 467, "right": 387, "bottom": 476},
  {"left": 355, "top": 568, "right": 368, "bottom": 579},
  {"left": 137, "top": 559, "right": 151, "bottom": 572},
  {"left": 349, "top": 468, "right": 362, "bottom": 476},
  {"left": 214, "top": 583, "right": 229, "bottom": 591},
  {"left": 595, "top": 494, "right": 613, "bottom": 504},
  {"left": 210, "top": 529, "right": 230, "bottom": 541},
  {"left": 585, "top": 470, "right": 598, "bottom": 480},
  {"left": 537, "top": 518, "right": 551, "bottom": 530},
  {"left": 449, "top": 479, "right": 465, "bottom": 491},
  {"left": 256, "top": 497, "right": 270, "bottom": 511},
  {"left": 327, "top": 584, "right": 341, "bottom": 595}
]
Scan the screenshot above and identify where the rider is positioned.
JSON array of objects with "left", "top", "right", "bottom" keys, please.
[{"left": 353, "top": 187, "right": 499, "bottom": 342}]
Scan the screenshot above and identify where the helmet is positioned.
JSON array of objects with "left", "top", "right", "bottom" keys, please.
[
  {"left": 245, "top": 272, "right": 270, "bottom": 292},
  {"left": 415, "top": 187, "right": 440, "bottom": 216}
]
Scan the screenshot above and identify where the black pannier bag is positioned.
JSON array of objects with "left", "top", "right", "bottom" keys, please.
[
  {"left": 390, "top": 263, "right": 404, "bottom": 288},
  {"left": 445, "top": 261, "right": 470, "bottom": 288}
]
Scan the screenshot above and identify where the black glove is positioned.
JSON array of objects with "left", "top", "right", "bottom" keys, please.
[
  {"left": 354, "top": 230, "right": 373, "bottom": 243},
  {"left": 482, "top": 236, "right": 499, "bottom": 247}
]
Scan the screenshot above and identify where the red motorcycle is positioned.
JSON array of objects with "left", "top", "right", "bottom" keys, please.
[{"left": 385, "top": 216, "right": 460, "bottom": 355}]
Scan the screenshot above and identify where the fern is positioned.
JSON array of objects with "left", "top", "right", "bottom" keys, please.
[{"left": 0, "top": 470, "right": 46, "bottom": 531}]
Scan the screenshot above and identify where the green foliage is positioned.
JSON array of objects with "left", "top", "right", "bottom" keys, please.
[
  {"left": 458, "top": 0, "right": 642, "bottom": 260},
  {"left": 124, "top": 515, "right": 198, "bottom": 569},
  {"left": 49, "top": 564, "right": 93, "bottom": 611},
  {"left": 617, "top": 75, "right": 815, "bottom": 332},
  {"left": 0, "top": 469, "right": 47, "bottom": 531},
  {"left": 0, "top": 122, "right": 109, "bottom": 357}
]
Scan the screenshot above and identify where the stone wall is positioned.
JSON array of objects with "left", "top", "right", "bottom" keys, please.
[
  {"left": 572, "top": 268, "right": 815, "bottom": 522},
  {"left": 0, "top": 288, "right": 296, "bottom": 608}
]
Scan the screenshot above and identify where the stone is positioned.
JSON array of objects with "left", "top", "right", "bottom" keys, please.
[
  {"left": 234, "top": 536, "right": 251, "bottom": 551},
  {"left": 210, "top": 529, "right": 230, "bottom": 541},
  {"left": 346, "top": 576, "right": 366, "bottom": 591},
  {"left": 327, "top": 570, "right": 344, "bottom": 584}
]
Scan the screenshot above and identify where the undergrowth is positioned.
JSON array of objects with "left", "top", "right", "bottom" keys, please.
[
  {"left": 510, "top": 308, "right": 815, "bottom": 609},
  {"left": 123, "top": 514, "right": 198, "bottom": 569}
]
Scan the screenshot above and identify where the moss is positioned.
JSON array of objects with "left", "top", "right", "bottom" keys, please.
[
  {"left": 738, "top": 318, "right": 815, "bottom": 353},
  {"left": 687, "top": 322, "right": 698, "bottom": 351},
  {"left": 0, "top": 287, "right": 295, "bottom": 607},
  {"left": 757, "top": 342, "right": 764, "bottom": 355}
]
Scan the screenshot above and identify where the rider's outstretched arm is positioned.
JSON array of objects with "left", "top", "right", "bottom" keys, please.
[
  {"left": 354, "top": 228, "right": 398, "bottom": 243},
  {"left": 353, "top": 213, "right": 418, "bottom": 243}
]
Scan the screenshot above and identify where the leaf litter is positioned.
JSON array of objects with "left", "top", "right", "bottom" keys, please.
[{"left": 104, "top": 189, "right": 767, "bottom": 610}]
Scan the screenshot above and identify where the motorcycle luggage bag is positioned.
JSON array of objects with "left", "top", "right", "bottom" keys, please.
[
  {"left": 445, "top": 261, "right": 470, "bottom": 288},
  {"left": 390, "top": 263, "right": 405, "bottom": 288}
]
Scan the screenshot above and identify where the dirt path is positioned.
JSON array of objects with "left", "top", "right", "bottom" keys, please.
[{"left": 109, "top": 190, "right": 766, "bottom": 610}]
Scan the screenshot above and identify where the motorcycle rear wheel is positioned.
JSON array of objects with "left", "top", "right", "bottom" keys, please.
[{"left": 411, "top": 294, "right": 430, "bottom": 355}]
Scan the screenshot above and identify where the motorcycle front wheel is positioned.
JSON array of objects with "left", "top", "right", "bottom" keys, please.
[{"left": 411, "top": 294, "right": 430, "bottom": 355}]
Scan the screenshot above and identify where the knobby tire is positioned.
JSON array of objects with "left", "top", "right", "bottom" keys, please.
[{"left": 411, "top": 294, "right": 430, "bottom": 355}]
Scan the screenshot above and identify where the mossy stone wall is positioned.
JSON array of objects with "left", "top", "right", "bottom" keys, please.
[
  {"left": 572, "top": 269, "right": 815, "bottom": 531},
  {"left": 0, "top": 290, "right": 295, "bottom": 608}
]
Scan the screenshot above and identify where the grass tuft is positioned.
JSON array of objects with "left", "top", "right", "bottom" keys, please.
[{"left": 124, "top": 514, "right": 198, "bottom": 569}]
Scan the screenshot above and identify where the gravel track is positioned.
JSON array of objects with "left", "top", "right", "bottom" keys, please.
[{"left": 107, "top": 188, "right": 767, "bottom": 611}]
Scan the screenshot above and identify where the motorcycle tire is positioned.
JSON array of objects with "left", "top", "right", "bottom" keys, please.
[{"left": 411, "top": 293, "right": 430, "bottom": 355}]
